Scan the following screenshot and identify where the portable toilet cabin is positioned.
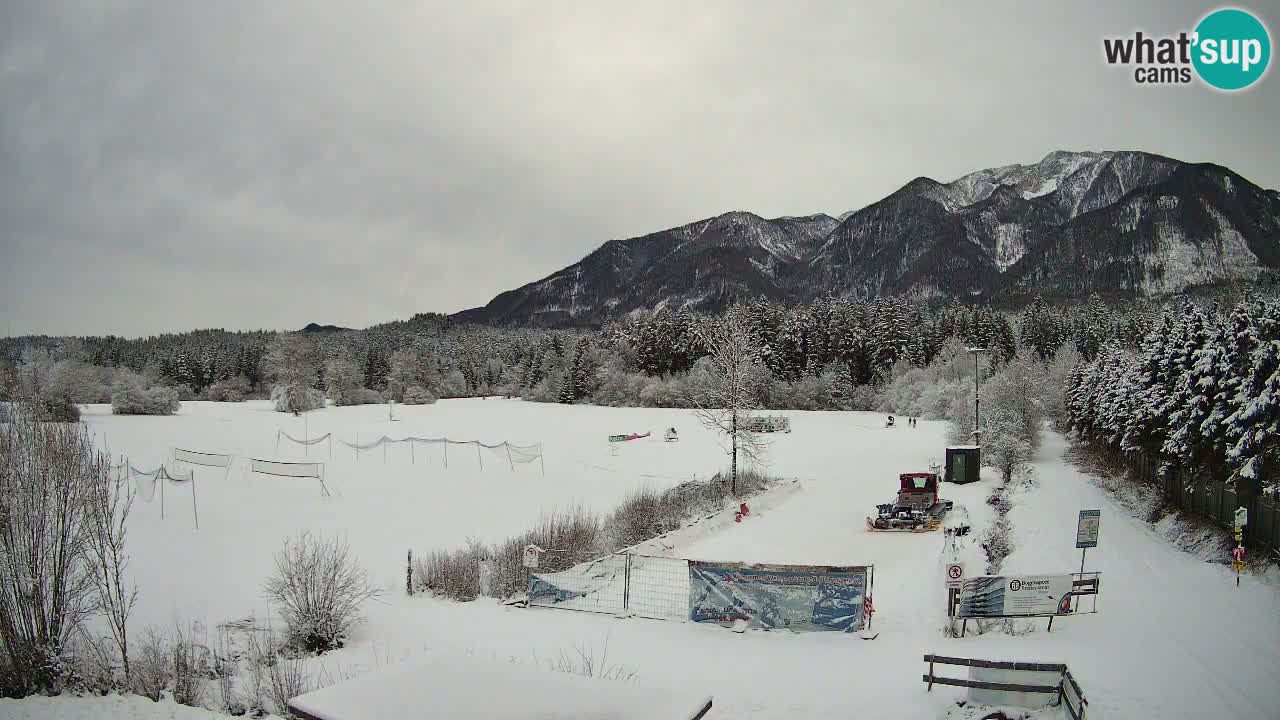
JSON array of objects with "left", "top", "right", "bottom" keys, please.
[{"left": 945, "top": 446, "right": 981, "bottom": 484}]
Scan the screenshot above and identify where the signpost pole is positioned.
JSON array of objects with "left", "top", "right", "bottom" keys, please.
[{"left": 1075, "top": 547, "right": 1087, "bottom": 611}]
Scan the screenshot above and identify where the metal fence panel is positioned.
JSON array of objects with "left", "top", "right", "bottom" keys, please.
[
  {"left": 528, "top": 554, "right": 628, "bottom": 616},
  {"left": 625, "top": 555, "right": 690, "bottom": 621}
]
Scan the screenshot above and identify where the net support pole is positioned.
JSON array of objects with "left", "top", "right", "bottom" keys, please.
[
  {"left": 190, "top": 470, "right": 200, "bottom": 530},
  {"left": 505, "top": 443, "right": 514, "bottom": 471},
  {"left": 539, "top": 443, "right": 545, "bottom": 476},
  {"left": 275, "top": 430, "right": 281, "bottom": 454},
  {"left": 443, "top": 440, "right": 448, "bottom": 468},
  {"left": 410, "top": 439, "right": 415, "bottom": 465},
  {"left": 328, "top": 434, "right": 333, "bottom": 460},
  {"left": 383, "top": 438, "right": 387, "bottom": 464},
  {"left": 356, "top": 432, "right": 360, "bottom": 462},
  {"left": 160, "top": 469, "right": 166, "bottom": 520},
  {"left": 476, "top": 442, "right": 482, "bottom": 469}
]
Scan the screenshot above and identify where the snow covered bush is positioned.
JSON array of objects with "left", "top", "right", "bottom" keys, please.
[
  {"left": 401, "top": 385, "right": 436, "bottom": 405},
  {"left": 439, "top": 369, "right": 468, "bottom": 398},
  {"left": 32, "top": 392, "right": 81, "bottom": 422},
  {"left": 263, "top": 532, "right": 382, "bottom": 653},
  {"left": 46, "top": 360, "right": 109, "bottom": 404},
  {"left": 206, "top": 375, "right": 252, "bottom": 402},
  {"left": 324, "top": 359, "right": 363, "bottom": 405},
  {"left": 270, "top": 384, "right": 325, "bottom": 413},
  {"left": 110, "top": 371, "right": 180, "bottom": 415}
]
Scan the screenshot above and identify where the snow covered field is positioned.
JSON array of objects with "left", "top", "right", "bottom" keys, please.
[{"left": 33, "top": 399, "right": 1279, "bottom": 719}]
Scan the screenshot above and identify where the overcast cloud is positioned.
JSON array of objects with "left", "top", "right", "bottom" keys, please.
[{"left": 2, "top": 1, "right": 1276, "bottom": 336}]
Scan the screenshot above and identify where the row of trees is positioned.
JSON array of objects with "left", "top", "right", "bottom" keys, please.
[
  {"left": 1, "top": 296, "right": 1148, "bottom": 416},
  {"left": 1067, "top": 298, "right": 1280, "bottom": 499}
]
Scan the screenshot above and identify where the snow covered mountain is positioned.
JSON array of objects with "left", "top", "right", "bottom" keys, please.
[{"left": 456, "top": 151, "right": 1280, "bottom": 325}]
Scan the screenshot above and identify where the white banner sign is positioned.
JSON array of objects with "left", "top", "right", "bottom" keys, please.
[
  {"left": 1234, "top": 507, "right": 1248, "bottom": 529},
  {"left": 174, "top": 448, "right": 233, "bottom": 468},
  {"left": 958, "top": 574, "right": 1074, "bottom": 618},
  {"left": 523, "top": 545, "right": 540, "bottom": 569},
  {"left": 250, "top": 459, "right": 323, "bottom": 479}
]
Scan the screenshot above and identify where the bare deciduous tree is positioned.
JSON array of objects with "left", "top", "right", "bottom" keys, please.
[
  {"left": 84, "top": 461, "right": 138, "bottom": 683},
  {"left": 690, "top": 307, "right": 768, "bottom": 496},
  {"left": 0, "top": 410, "right": 101, "bottom": 693}
]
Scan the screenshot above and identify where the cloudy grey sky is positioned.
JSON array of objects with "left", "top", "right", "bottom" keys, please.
[{"left": 2, "top": 1, "right": 1276, "bottom": 337}]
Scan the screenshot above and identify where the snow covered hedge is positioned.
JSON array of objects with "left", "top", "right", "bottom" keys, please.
[
  {"left": 111, "top": 371, "right": 180, "bottom": 415},
  {"left": 414, "top": 469, "right": 778, "bottom": 602},
  {"left": 402, "top": 385, "right": 437, "bottom": 405},
  {"left": 206, "top": 375, "right": 251, "bottom": 402},
  {"left": 271, "top": 384, "right": 325, "bottom": 413}
]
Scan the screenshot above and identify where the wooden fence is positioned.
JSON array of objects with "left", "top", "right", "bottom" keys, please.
[
  {"left": 1126, "top": 452, "right": 1280, "bottom": 556},
  {"left": 923, "top": 655, "right": 1087, "bottom": 720}
]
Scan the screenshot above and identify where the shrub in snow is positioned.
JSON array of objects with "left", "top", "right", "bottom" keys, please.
[
  {"left": 350, "top": 387, "right": 384, "bottom": 405},
  {"left": 33, "top": 392, "right": 81, "bottom": 422},
  {"left": 439, "top": 369, "right": 468, "bottom": 398},
  {"left": 324, "top": 359, "right": 365, "bottom": 405},
  {"left": 111, "top": 372, "right": 180, "bottom": 415},
  {"left": 271, "top": 384, "right": 325, "bottom": 413},
  {"left": 206, "top": 375, "right": 252, "bottom": 402},
  {"left": 263, "top": 532, "right": 381, "bottom": 653},
  {"left": 402, "top": 385, "right": 436, "bottom": 405},
  {"left": 46, "top": 360, "right": 109, "bottom": 403}
]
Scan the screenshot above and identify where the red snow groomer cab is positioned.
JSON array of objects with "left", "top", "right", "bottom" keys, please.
[{"left": 866, "top": 472, "right": 953, "bottom": 532}]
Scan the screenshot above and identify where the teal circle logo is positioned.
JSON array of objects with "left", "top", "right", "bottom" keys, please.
[{"left": 1192, "top": 8, "right": 1271, "bottom": 90}]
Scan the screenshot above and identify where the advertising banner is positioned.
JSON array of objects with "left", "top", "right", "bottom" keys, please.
[
  {"left": 1075, "top": 509, "right": 1100, "bottom": 548},
  {"left": 957, "top": 575, "right": 1074, "bottom": 618},
  {"left": 688, "top": 561, "right": 868, "bottom": 632}
]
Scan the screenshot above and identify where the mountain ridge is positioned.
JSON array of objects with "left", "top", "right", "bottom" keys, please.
[{"left": 454, "top": 150, "right": 1280, "bottom": 326}]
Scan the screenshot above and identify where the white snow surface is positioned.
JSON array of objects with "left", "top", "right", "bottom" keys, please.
[
  {"left": 29, "top": 400, "right": 1277, "bottom": 719},
  {"left": 0, "top": 694, "right": 264, "bottom": 719},
  {"left": 287, "top": 651, "right": 712, "bottom": 720}
]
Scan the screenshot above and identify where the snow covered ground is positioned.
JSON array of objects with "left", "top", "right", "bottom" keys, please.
[{"left": 20, "top": 399, "right": 1277, "bottom": 719}]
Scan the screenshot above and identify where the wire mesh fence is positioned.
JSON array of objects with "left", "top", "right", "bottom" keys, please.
[
  {"left": 276, "top": 430, "right": 544, "bottom": 473},
  {"left": 528, "top": 553, "right": 690, "bottom": 621}
]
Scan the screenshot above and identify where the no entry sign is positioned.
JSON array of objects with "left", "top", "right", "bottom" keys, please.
[{"left": 945, "top": 563, "right": 965, "bottom": 588}]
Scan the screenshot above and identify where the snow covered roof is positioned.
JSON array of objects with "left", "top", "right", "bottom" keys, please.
[
  {"left": 947, "top": 445, "right": 980, "bottom": 450},
  {"left": 287, "top": 653, "right": 713, "bottom": 720}
]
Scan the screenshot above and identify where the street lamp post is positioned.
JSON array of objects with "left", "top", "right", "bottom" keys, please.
[{"left": 966, "top": 347, "right": 989, "bottom": 445}]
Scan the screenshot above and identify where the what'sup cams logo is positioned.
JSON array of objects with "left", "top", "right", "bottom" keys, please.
[{"left": 1103, "top": 8, "right": 1271, "bottom": 90}]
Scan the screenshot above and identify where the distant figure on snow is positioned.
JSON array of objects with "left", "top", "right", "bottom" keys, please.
[{"left": 885, "top": 415, "right": 895, "bottom": 428}]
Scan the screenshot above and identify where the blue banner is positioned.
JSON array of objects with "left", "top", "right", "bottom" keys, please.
[{"left": 688, "top": 561, "right": 869, "bottom": 632}]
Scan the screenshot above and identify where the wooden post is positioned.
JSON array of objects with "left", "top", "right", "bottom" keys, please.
[
  {"left": 960, "top": 619, "right": 967, "bottom": 637},
  {"left": 928, "top": 658, "right": 935, "bottom": 691},
  {"left": 1047, "top": 615, "right": 1054, "bottom": 632},
  {"left": 190, "top": 470, "right": 200, "bottom": 530}
]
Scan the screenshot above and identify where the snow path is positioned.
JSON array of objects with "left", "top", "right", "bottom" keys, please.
[{"left": 973, "top": 430, "right": 1280, "bottom": 719}]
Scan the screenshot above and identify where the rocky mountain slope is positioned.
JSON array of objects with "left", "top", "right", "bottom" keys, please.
[{"left": 455, "top": 151, "right": 1280, "bottom": 325}]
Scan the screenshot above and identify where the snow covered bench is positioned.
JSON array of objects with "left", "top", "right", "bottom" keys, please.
[{"left": 287, "top": 652, "right": 713, "bottom": 720}]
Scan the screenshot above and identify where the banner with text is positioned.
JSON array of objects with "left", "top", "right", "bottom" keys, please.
[
  {"left": 957, "top": 575, "right": 1074, "bottom": 618},
  {"left": 688, "top": 561, "right": 869, "bottom": 632}
]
